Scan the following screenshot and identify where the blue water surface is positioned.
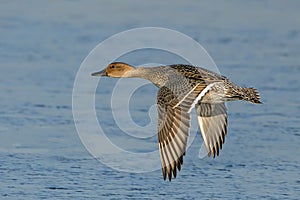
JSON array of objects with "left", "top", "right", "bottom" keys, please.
[{"left": 0, "top": 1, "right": 299, "bottom": 199}]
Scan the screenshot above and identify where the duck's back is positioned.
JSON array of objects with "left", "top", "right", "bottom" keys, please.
[{"left": 168, "top": 64, "right": 226, "bottom": 82}]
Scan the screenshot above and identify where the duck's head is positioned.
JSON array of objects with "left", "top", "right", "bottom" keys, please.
[{"left": 91, "top": 62, "right": 135, "bottom": 78}]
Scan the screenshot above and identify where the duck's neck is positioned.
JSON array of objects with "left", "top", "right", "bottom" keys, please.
[{"left": 124, "top": 67, "right": 167, "bottom": 87}]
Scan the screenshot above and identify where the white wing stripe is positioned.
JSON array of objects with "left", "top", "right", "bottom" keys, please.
[
  {"left": 173, "top": 83, "right": 200, "bottom": 109},
  {"left": 188, "top": 83, "right": 217, "bottom": 113}
]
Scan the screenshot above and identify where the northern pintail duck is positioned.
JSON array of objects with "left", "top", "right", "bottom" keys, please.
[{"left": 92, "top": 62, "right": 261, "bottom": 181}]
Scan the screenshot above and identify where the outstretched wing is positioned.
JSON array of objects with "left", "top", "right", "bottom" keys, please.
[
  {"left": 196, "top": 102, "right": 227, "bottom": 157},
  {"left": 157, "top": 102, "right": 189, "bottom": 181},
  {"left": 169, "top": 65, "right": 227, "bottom": 158},
  {"left": 157, "top": 81, "right": 208, "bottom": 181}
]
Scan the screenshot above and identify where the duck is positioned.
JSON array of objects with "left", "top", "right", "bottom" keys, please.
[{"left": 92, "top": 62, "right": 261, "bottom": 181}]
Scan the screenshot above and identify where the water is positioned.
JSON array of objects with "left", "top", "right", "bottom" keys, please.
[{"left": 1, "top": 1, "right": 300, "bottom": 199}]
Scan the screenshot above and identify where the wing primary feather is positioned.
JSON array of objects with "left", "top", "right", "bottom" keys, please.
[{"left": 196, "top": 102, "right": 227, "bottom": 158}]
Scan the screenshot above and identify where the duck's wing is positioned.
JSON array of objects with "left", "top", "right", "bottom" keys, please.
[
  {"left": 168, "top": 65, "right": 228, "bottom": 158},
  {"left": 157, "top": 82, "right": 208, "bottom": 181},
  {"left": 157, "top": 86, "right": 190, "bottom": 181},
  {"left": 195, "top": 102, "right": 227, "bottom": 157},
  {"left": 157, "top": 102, "right": 189, "bottom": 181}
]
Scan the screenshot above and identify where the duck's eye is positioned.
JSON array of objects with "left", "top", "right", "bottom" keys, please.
[{"left": 110, "top": 65, "right": 115, "bottom": 69}]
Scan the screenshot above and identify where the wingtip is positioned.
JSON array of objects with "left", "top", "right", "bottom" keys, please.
[
  {"left": 168, "top": 171, "right": 172, "bottom": 181},
  {"left": 162, "top": 167, "right": 167, "bottom": 181},
  {"left": 172, "top": 168, "right": 177, "bottom": 179}
]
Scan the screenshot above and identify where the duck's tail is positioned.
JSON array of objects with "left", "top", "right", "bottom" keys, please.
[{"left": 239, "top": 87, "right": 262, "bottom": 104}]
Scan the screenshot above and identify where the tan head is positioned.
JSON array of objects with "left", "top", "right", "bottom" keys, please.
[{"left": 91, "top": 62, "right": 135, "bottom": 78}]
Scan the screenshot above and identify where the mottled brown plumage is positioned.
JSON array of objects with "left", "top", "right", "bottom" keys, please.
[{"left": 92, "top": 62, "right": 261, "bottom": 181}]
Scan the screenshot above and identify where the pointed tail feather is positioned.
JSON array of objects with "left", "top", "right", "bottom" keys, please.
[{"left": 241, "top": 87, "right": 262, "bottom": 104}]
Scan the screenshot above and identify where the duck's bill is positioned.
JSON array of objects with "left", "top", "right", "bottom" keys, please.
[{"left": 91, "top": 69, "right": 107, "bottom": 76}]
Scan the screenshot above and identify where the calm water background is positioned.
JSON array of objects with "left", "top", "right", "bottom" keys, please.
[{"left": 1, "top": 1, "right": 299, "bottom": 199}]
